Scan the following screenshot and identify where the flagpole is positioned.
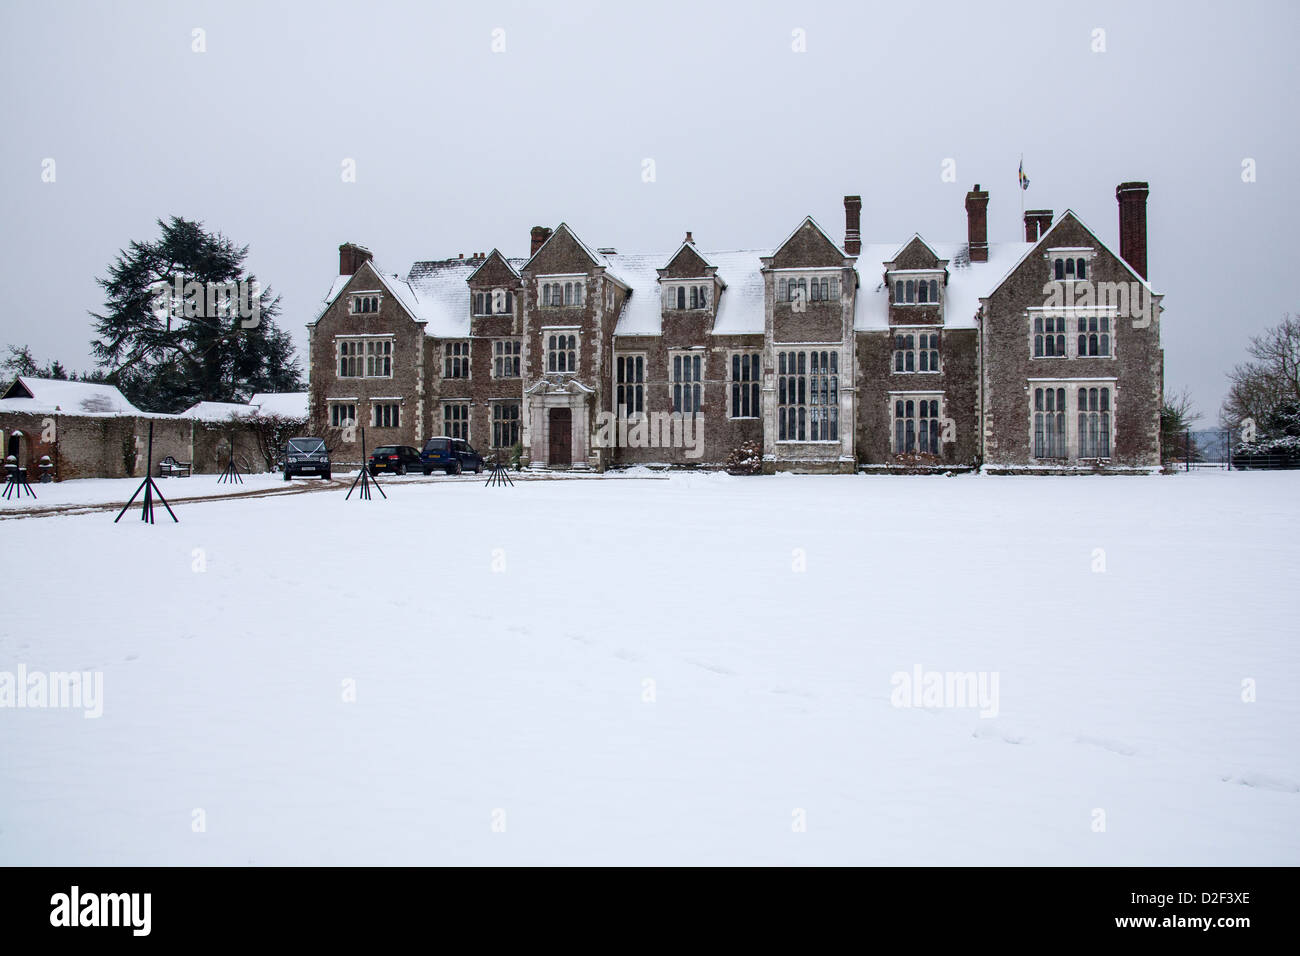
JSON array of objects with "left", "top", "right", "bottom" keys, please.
[{"left": 1020, "top": 153, "right": 1025, "bottom": 223}]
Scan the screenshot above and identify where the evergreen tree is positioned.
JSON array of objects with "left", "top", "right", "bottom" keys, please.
[{"left": 90, "top": 217, "right": 301, "bottom": 413}]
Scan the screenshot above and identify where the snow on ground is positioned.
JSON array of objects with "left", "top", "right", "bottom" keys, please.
[
  {"left": 0, "top": 472, "right": 294, "bottom": 510},
  {"left": 1, "top": 470, "right": 1296, "bottom": 865}
]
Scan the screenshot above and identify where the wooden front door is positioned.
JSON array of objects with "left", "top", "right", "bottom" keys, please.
[{"left": 548, "top": 408, "right": 572, "bottom": 465}]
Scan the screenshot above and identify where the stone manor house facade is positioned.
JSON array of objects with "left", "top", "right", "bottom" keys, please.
[{"left": 306, "top": 182, "right": 1163, "bottom": 472}]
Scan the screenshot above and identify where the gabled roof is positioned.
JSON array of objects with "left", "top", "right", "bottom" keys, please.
[
  {"left": 522, "top": 223, "right": 604, "bottom": 271},
  {"left": 883, "top": 234, "right": 948, "bottom": 270},
  {"left": 312, "top": 260, "right": 424, "bottom": 325},
  {"left": 984, "top": 209, "right": 1158, "bottom": 298},
  {"left": 610, "top": 250, "right": 769, "bottom": 336},
  {"left": 467, "top": 248, "right": 521, "bottom": 282},
  {"left": 521, "top": 223, "right": 631, "bottom": 290},
  {"left": 660, "top": 241, "right": 717, "bottom": 276},
  {"left": 853, "top": 241, "right": 1035, "bottom": 330},
  {"left": 768, "top": 216, "right": 847, "bottom": 263},
  {"left": 0, "top": 376, "right": 144, "bottom": 416},
  {"left": 405, "top": 256, "right": 530, "bottom": 337}
]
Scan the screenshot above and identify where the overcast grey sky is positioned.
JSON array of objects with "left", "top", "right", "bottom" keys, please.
[{"left": 2, "top": 0, "right": 1295, "bottom": 420}]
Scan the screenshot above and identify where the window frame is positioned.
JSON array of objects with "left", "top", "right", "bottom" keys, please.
[
  {"left": 543, "top": 327, "right": 580, "bottom": 374},
  {"left": 1030, "top": 310, "right": 1116, "bottom": 360},
  {"left": 892, "top": 328, "right": 941, "bottom": 374},
  {"left": 492, "top": 338, "right": 521, "bottom": 378},
  {"left": 538, "top": 275, "right": 587, "bottom": 309},
  {"left": 443, "top": 340, "right": 471, "bottom": 379},
  {"left": 615, "top": 351, "right": 647, "bottom": 418},
  {"left": 336, "top": 335, "right": 394, "bottom": 379},
  {"left": 328, "top": 401, "right": 357, "bottom": 429},
  {"left": 442, "top": 402, "right": 470, "bottom": 442},
  {"left": 728, "top": 350, "right": 763, "bottom": 419},
  {"left": 776, "top": 349, "right": 840, "bottom": 443},
  {"left": 1028, "top": 378, "right": 1117, "bottom": 461},
  {"left": 890, "top": 392, "right": 944, "bottom": 456},
  {"left": 491, "top": 401, "right": 521, "bottom": 449},
  {"left": 776, "top": 271, "right": 841, "bottom": 305},
  {"left": 371, "top": 402, "right": 401, "bottom": 429},
  {"left": 669, "top": 350, "right": 704, "bottom": 414},
  {"left": 349, "top": 292, "right": 382, "bottom": 315}
]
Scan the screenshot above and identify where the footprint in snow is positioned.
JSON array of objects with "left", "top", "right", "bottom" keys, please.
[
  {"left": 612, "top": 648, "right": 640, "bottom": 662},
  {"left": 124, "top": 653, "right": 139, "bottom": 662},
  {"left": 691, "top": 660, "right": 737, "bottom": 677},
  {"left": 1074, "top": 735, "right": 1136, "bottom": 756},
  {"left": 971, "top": 725, "right": 1029, "bottom": 745},
  {"left": 1221, "top": 773, "right": 1300, "bottom": 793}
]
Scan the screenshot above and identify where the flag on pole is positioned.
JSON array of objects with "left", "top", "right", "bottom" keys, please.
[{"left": 1018, "top": 157, "right": 1030, "bottom": 191}]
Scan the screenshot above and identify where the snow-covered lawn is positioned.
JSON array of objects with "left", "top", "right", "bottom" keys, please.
[
  {"left": 1, "top": 471, "right": 1296, "bottom": 865},
  {"left": 0, "top": 472, "right": 296, "bottom": 510}
]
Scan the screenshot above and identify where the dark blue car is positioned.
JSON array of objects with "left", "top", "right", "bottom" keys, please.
[{"left": 420, "top": 437, "right": 483, "bottom": 475}]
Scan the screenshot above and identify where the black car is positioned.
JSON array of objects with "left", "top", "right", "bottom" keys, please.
[
  {"left": 368, "top": 445, "right": 423, "bottom": 476},
  {"left": 283, "top": 436, "right": 331, "bottom": 480},
  {"left": 420, "top": 437, "right": 484, "bottom": 475}
]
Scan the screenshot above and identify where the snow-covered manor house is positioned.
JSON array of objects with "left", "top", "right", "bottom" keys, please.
[{"left": 306, "top": 182, "right": 1163, "bottom": 472}]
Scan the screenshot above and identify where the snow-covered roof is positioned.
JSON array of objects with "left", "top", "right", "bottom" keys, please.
[
  {"left": 313, "top": 263, "right": 425, "bottom": 326},
  {"left": 405, "top": 257, "right": 529, "bottom": 337},
  {"left": 179, "top": 401, "right": 257, "bottom": 422},
  {"left": 854, "top": 241, "right": 1036, "bottom": 330},
  {"left": 607, "top": 250, "right": 770, "bottom": 336},
  {"left": 251, "top": 392, "right": 308, "bottom": 419},
  {"left": 319, "top": 231, "right": 1037, "bottom": 341},
  {"left": 0, "top": 376, "right": 144, "bottom": 416}
]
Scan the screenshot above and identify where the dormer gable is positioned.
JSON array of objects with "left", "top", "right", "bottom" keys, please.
[
  {"left": 883, "top": 235, "right": 948, "bottom": 273},
  {"left": 467, "top": 248, "right": 521, "bottom": 287},
  {"left": 767, "top": 217, "right": 849, "bottom": 269},
  {"left": 522, "top": 222, "right": 604, "bottom": 275},
  {"left": 659, "top": 241, "right": 716, "bottom": 280}
]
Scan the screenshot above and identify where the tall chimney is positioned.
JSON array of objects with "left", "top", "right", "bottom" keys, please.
[
  {"left": 339, "top": 242, "right": 372, "bottom": 276},
  {"left": 964, "top": 185, "right": 988, "bottom": 262},
  {"left": 843, "top": 195, "right": 862, "bottom": 256},
  {"left": 530, "top": 226, "right": 553, "bottom": 257},
  {"left": 1116, "top": 182, "right": 1149, "bottom": 279},
  {"left": 1024, "top": 209, "right": 1053, "bottom": 243}
]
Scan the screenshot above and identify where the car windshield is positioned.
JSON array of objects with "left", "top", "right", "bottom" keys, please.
[
  {"left": 373, "top": 446, "right": 398, "bottom": 455},
  {"left": 424, "top": 439, "right": 450, "bottom": 452},
  {"left": 288, "top": 438, "right": 325, "bottom": 454}
]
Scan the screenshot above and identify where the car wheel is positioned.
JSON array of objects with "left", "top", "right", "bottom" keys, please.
[
  {"left": 451, "top": 461, "right": 462, "bottom": 476},
  {"left": 322, "top": 472, "right": 331, "bottom": 480},
  {"left": 423, "top": 469, "right": 431, "bottom": 476},
  {"left": 284, "top": 470, "right": 291, "bottom": 482},
  {"left": 397, "top": 463, "right": 406, "bottom": 476},
  {"left": 368, "top": 467, "right": 377, "bottom": 477}
]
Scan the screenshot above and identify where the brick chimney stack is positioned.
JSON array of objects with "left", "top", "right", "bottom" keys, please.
[
  {"left": 339, "top": 242, "right": 372, "bottom": 276},
  {"left": 843, "top": 195, "right": 862, "bottom": 256},
  {"left": 530, "top": 226, "right": 553, "bottom": 257},
  {"left": 1116, "top": 182, "right": 1149, "bottom": 280},
  {"left": 1024, "top": 210, "right": 1053, "bottom": 243},
  {"left": 964, "top": 185, "right": 989, "bottom": 262}
]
